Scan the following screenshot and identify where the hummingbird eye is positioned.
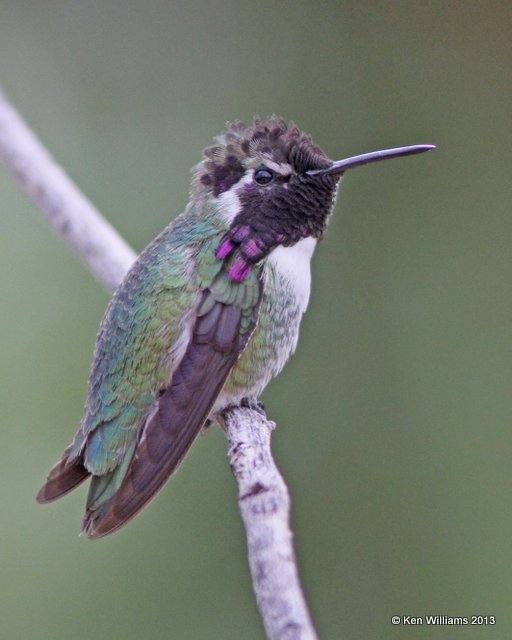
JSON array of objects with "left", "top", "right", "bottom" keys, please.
[{"left": 254, "top": 167, "right": 274, "bottom": 185}]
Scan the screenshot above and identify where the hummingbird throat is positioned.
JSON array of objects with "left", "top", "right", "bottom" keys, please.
[{"left": 211, "top": 149, "right": 339, "bottom": 282}]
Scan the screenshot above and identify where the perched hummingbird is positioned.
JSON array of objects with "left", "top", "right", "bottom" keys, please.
[{"left": 37, "top": 118, "right": 434, "bottom": 538}]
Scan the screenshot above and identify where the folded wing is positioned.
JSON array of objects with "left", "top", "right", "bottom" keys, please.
[{"left": 82, "top": 284, "right": 261, "bottom": 538}]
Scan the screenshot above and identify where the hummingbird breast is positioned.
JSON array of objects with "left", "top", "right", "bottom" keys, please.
[{"left": 213, "top": 236, "right": 316, "bottom": 413}]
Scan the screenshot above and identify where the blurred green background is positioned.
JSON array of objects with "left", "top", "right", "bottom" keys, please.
[{"left": 1, "top": 1, "right": 511, "bottom": 638}]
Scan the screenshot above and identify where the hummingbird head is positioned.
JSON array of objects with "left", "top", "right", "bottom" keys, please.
[{"left": 193, "top": 117, "right": 434, "bottom": 281}]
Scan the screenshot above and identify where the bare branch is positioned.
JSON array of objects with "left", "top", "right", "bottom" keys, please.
[
  {"left": 0, "top": 87, "right": 318, "bottom": 639},
  {"left": 224, "top": 406, "right": 318, "bottom": 640},
  {"left": 0, "top": 89, "right": 136, "bottom": 292}
]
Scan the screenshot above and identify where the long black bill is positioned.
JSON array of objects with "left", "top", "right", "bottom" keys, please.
[{"left": 307, "top": 144, "right": 435, "bottom": 178}]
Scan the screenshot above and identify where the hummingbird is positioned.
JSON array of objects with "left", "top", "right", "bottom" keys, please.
[{"left": 37, "top": 118, "right": 434, "bottom": 538}]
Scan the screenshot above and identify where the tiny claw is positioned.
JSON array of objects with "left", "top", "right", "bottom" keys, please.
[{"left": 240, "top": 397, "right": 267, "bottom": 417}]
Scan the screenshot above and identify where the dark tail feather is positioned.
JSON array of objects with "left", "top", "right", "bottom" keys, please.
[{"left": 37, "top": 448, "right": 90, "bottom": 503}]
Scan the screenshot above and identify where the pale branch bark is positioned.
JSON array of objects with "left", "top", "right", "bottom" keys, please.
[
  {"left": 0, "top": 87, "right": 318, "bottom": 640},
  {"left": 0, "top": 89, "right": 136, "bottom": 293},
  {"left": 224, "top": 407, "right": 318, "bottom": 640}
]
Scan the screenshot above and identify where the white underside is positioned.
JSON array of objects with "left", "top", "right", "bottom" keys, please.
[
  {"left": 267, "top": 236, "right": 316, "bottom": 314},
  {"left": 211, "top": 236, "right": 317, "bottom": 414}
]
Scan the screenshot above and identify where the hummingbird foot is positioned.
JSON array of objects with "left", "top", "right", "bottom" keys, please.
[
  {"left": 219, "top": 398, "right": 267, "bottom": 425},
  {"left": 240, "top": 397, "right": 267, "bottom": 417}
]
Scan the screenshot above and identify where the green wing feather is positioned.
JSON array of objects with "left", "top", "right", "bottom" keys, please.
[
  {"left": 38, "top": 211, "right": 219, "bottom": 503},
  {"left": 83, "top": 278, "right": 261, "bottom": 538}
]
